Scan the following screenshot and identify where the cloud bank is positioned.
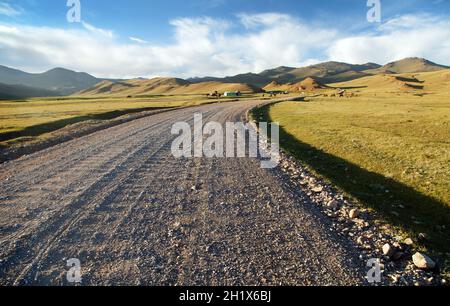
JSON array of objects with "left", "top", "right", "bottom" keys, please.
[
  {"left": 327, "top": 14, "right": 450, "bottom": 65},
  {"left": 0, "top": 2, "right": 22, "bottom": 17},
  {"left": 0, "top": 13, "right": 448, "bottom": 78}
]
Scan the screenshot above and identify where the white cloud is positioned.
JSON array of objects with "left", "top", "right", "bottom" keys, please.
[
  {"left": 129, "top": 37, "right": 148, "bottom": 44},
  {"left": 238, "top": 13, "right": 292, "bottom": 28},
  {"left": 0, "top": 13, "right": 334, "bottom": 78},
  {"left": 0, "top": 13, "right": 449, "bottom": 79},
  {"left": 0, "top": 2, "right": 22, "bottom": 17},
  {"left": 81, "top": 22, "right": 114, "bottom": 39},
  {"left": 327, "top": 14, "right": 450, "bottom": 65}
]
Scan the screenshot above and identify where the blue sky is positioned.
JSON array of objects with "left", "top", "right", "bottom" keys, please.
[{"left": 0, "top": 0, "right": 449, "bottom": 78}]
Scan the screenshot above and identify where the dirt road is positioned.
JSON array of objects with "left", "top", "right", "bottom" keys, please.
[{"left": 0, "top": 100, "right": 366, "bottom": 285}]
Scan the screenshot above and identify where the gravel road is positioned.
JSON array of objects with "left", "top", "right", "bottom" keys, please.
[{"left": 0, "top": 100, "right": 367, "bottom": 286}]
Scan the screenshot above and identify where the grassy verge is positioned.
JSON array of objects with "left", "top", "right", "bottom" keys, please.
[
  {"left": 0, "top": 94, "right": 257, "bottom": 146},
  {"left": 0, "top": 106, "right": 169, "bottom": 143},
  {"left": 252, "top": 95, "right": 450, "bottom": 263}
]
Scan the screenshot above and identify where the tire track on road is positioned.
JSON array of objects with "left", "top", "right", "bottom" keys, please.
[{"left": 0, "top": 100, "right": 367, "bottom": 286}]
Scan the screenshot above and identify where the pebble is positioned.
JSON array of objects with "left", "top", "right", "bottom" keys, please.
[
  {"left": 389, "top": 275, "right": 399, "bottom": 283},
  {"left": 349, "top": 209, "right": 359, "bottom": 219},
  {"left": 326, "top": 200, "right": 339, "bottom": 210},
  {"left": 404, "top": 238, "right": 414, "bottom": 246},
  {"left": 276, "top": 147, "right": 443, "bottom": 285},
  {"left": 356, "top": 236, "right": 364, "bottom": 245},
  {"left": 412, "top": 252, "right": 436, "bottom": 270},
  {"left": 312, "top": 186, "right": 323, "bottom": 193},
  {"left": 382, "top": 243, "right": 395, "bottom": 257}
]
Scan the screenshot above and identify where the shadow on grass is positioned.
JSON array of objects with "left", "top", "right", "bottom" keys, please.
[
  {"left": 254, "top": 104, "right": 450, "bottom": 255},
  {"left": 0, "top": 106, "right": 168, "bottom": 143}
]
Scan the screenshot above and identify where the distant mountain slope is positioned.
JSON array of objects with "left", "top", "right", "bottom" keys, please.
[
  {"left": 189, "top": 58, "right": 449, "bottom": 88},
  {"left": 189, "top": 73, "right": 272, "bottom": 88},
  {"left": 365, "top": 57, "right": 449, "bottom": 74},
  {"left": 75, "top": 77, "right": 261, "bottom": 96},
  {"left": 328, "top": 69, "right": 450, "bottom": 93},
  {"left": 0, "top": 83, "right": 59, "bottom": 100},
  {"left": 190, "top": 61, "right": 382, "bottom": 86},
  {"left": 1, "top": 57, "right": 447, "bottom": 98},
  {"left": 0, "top": 65, "right": 101, "bottom": 95},
  {"left": 263, "top": 61, "right": 380, "bottom": 83},
  {"left": 264, "top": 77, "right": 327, "bottom": 92}
]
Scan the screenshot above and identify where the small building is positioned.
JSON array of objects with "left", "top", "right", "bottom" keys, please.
[{"left": 224, "top": 91, "right": 242, "bottom": 97}]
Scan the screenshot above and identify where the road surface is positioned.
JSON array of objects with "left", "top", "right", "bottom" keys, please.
[{"left": 0, "top": 100, "right": 365, "bottom": 285}]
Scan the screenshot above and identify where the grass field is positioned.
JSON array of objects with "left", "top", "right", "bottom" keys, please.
[
  {"left": 253, "top": 94, "right": 450, "bottom": 258},
  {"left": 0, "top": 94, "right": 262, "bottom": 147}
]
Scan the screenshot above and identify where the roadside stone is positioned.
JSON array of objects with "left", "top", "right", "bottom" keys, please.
[
  {"left": 412, "top": 252, "right": 436, "bottom": 270},
  {"left": 404, "top": 238, "right": 414, "bottom": 246},
  {"left": 274, "top": 148, "right": 442, "bottom": 286},
  {"left": 382, "top": 243, "right": 395, "bottom": 257},
  {"left": 312, "top": 186, "right": 323, "bottom": 193},
  {"left": 356, "top": 236, "right": 365, "bottom": 245},
  {"left": 389, "top": 275, "right": 399, "bottom": 284},
  {"left": 349, "top": 208, "right": 359, "bottom": 219},
  {"left": 326, "top": 200, "right": 339, "bottom": 210},
  {"left": 393, "top": 242, "right": 403, "bottom": 251}
]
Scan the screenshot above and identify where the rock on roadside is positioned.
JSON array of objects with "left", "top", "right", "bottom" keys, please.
[{"left": 412, "top": 252, "right": 436, "bottom": 270}]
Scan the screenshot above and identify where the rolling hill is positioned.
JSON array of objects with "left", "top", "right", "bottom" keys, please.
[
  {"left": 263, "top": 77, "right": 327, "bottom": 92},
  {"left": 0, "top": 57, "right": 448, "bottom": 99},
  {"left": 189, "top": 58, "right": 449, "bottom": 90},
  {"left": 0, "top": 83, "right": 60, "bottom": 100},
  {"left": 0, "top": 65, "right": 101, "bottom": 95},
  {"left": 190, "top": 61, "right": 382, "bottom": 86},
  {"left": 75, "top": 77, "right": 261, "bottom": 97},
  {"left": 364, "top": 57, "right": 449, "bottom": 74},
  {"left": 188, "top": 73, "right": 272, "bottom": 88},
  {"left": 328, "top": 69, "right": 450, "bottom": 94},
  {"left": 262, "top": 61, "right": 380, "bottom": 83}
]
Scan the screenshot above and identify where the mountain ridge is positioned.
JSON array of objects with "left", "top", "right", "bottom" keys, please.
[
  {"left": 0, "top": 65, "right": 101, "bottom": 95},
  {"left": 188, "top": 58, "right": 448, "bottom": 87},
  {"left": 0, "top": 57, "right": 448, "bottom": 98},
  {"left": 74, "top": 77, "right": 262, "bottom": 96}
]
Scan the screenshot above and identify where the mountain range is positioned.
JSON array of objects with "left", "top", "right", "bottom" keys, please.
[
  {"left": 189, "top": 62, "right": 381, "bottom": 87},
  {"left": 75, "top": 78, "right": 261, "bottom": 97},
  {"left": 188, "top": 57, "right": 448, "bottom": 87},
  {"left": 0, "top": 65, "right": 101, "bottom": 98},
  {"left": 0, "top": 57, "right": 448, "bottom": 99}
]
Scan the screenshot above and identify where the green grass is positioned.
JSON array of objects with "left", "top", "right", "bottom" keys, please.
[{"left": 253, "top": 95, "right": 450, "bottom": 261}]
